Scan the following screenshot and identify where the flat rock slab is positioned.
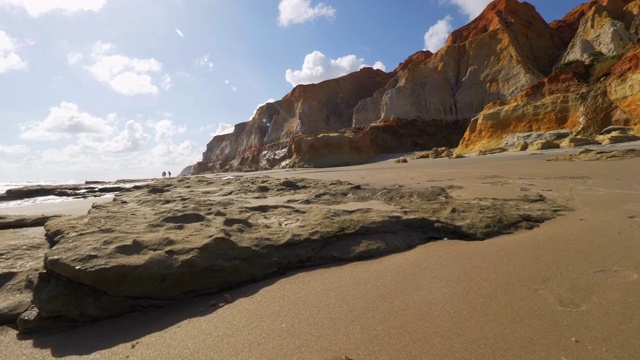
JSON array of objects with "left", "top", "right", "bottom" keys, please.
[
  {"left": 0, "top": 215, "right": 57, "bottom": 230},
  {"left": 0, "top": 227, "right": 47, "bottom": 325},
  {"left": 21, "top": 176, "right": 568, "bottom": 332},
  {"left": 548, "top": 148, "right": 640, "bottom": 161}
]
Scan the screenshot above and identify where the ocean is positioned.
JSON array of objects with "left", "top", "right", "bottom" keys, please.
[
  {"left": 0, "top": 179, "right": 150, "bottom": 208},
  {"left": 0, "top": 180, "right": 86, "bottom": 208}
]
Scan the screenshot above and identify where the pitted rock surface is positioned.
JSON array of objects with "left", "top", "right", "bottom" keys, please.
[{"left": 19, "top": 176, "right": 568, "bottom": 331}]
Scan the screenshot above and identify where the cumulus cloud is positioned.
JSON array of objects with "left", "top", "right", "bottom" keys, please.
[
  {"left": 12, "top": 104, "right": 200, "bottom": 180},
  {"left": 285, "top": 50, "right": 385, "bottom": 86},
  {"left": 424, "top": 15, "right": 453, "bottom": 52},
  {"left": 20, "top": 101, "right": 114, "bottom": 141},
  {"left": 0, "top": 0, "right": 108, "bottom": 17},
  {"left": 278, "top": 0, "right": 336, "bottom": 27},
  {"left": 440, "top": 0, "right": 491, "bottom": 20},
  {"left": 145, "top": 119, "right": 198, "bottom": 166},
  {"left": 81, "top": 120, "right": 150, "bottom": 153},
  {"left": 0, "top": 144, "right": 29, "bottom": 154},
  {"left": 0, "top": 30, "right": 27, "bottom": 73},
  {"left": 70, "top": 42, "right": 167, "bottom": 96},
  {"left": 66, "top": 51, "right": 83, "bottom": 65},
  {"left": 161, "top": 74, "right": 172, "bottom": 91}
]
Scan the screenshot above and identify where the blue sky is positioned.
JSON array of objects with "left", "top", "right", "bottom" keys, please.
[{"left": 0, "top": 0, "right": 586, "bottom": 181}]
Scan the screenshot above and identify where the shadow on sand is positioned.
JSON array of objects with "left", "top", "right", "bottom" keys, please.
[{"left": 14, "top": 262, "right": 350, "bottom": 358}]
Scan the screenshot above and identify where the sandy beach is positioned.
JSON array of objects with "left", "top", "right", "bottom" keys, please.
[{"left": 1, "top": 144, "right": 640, "bottom": 359}]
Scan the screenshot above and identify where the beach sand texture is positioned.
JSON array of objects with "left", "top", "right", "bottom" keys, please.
[{"left": 1, "top": 147, "right": 640, "bottom": 359}]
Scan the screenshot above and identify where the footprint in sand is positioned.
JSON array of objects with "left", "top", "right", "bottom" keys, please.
[{"left": 537, "top": 268, "right": 638, "bottom": 311}]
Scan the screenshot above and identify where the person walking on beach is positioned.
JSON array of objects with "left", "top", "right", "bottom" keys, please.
[
  {"left": 168, "top": 171, "right": 172, "bottom": 177},
  {"left": 162, "top": 171, "right": 166, "bottom": 178}
]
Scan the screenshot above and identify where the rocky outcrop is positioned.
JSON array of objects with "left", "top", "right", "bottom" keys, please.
[
  {"left": 502, "top": 130, "right": 573, "bottom": 148},
  {"left": 14, "top": 176, "right": 567, "bottom": 332},
  {"left": 351, "top": 0, "right": 568, "bottom": 127},
  {"left": 192, "top": 68, "right": 393, "bottom": 174},
  {"left": 549, "top": 147, "right": 640, "bottom": 161},
  {"left": 351, "top": 51, "right": 433, "bottom": 128},
  {"left": 290, "top": 118, "right": 469, "bottom": 168},
  {"left": 178, "top": 164, "right": 194, "bottom": 176},
  {"left": 458, "top": 41, "right": 640, "bottom": 154},
  {"left": 559, "top": 0, "right": 637, "bottom": 64},
  {"left": 0, "top": 223, "right": 48, "bottom": 325},
  {"left": 193, "top": 0, "right": 640, "bottom": 169},
  {"left": 0, "top": 181, "right": 148, "bottom": 203}
]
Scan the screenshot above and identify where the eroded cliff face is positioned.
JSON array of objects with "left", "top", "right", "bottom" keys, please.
[
  {"left": 192, "top": 67, "right": 393, "bottom": 173},
  {"left": 458, "top": 1, "right": 640, "bottom": 154},
  {"left": 352, "top": 0, "right": 568, "bottom": 127},
  {"left": 290, "top": 118, "right": 469, "bottom": 168},
  {"left": 559, "top": 0, "right": 637, "bottom": 63},
  {"left": 193, "top": 0, "right": 640, "bottom": 172}
]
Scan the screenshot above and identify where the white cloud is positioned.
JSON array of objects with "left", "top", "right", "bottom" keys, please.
[
  {"left": 81, "top": 120, "right": 150, "bottom": 153},
  {"left": 147, "top": 119, "right": 186, "bottom": 143},
  {"left": 70, "top": 41, "right": 167, "bottom": 96},
  {"left": 0, "top": 0, "right": 108, "bottom": 17},
  {"left": 9, "top": 108, "right": 200, "bottom": 180},
  {"left": 145, "top": 119, "right": 198, "bottom": 166},
  {"left": 424, "top": 15, "right": 453, "bottom": 52},
  {"left": 161, "top": 74, "right": 172, "bottom": 91},
  {"left": 285, "top": 50, "right": 385, "bottom": 86},
  {"left": 0, "top": 144, "right": 29, "bottom": 154},
  {"left": 440, "top": 0, "right": 491, "bottom": 21},
  {"left": 20, "top": 101, "right": 114, "bottom": 141},
  {"left": 372, "top": 61, "right": 386, "bottom": 71},
  {"left": 0, "top": 30, "right": 27, "bottom": 73},
  {"left": 278, "top": 0, "right": 336, "bottom": 27},
  {"left": 67, "top": 51, "right": 83, "bottom": 65}
]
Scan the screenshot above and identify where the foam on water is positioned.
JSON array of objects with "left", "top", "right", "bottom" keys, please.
[
  {"left": 0, "top": 180, "right": 147, "bottom": 209},
  {"left": 0, "top": 180, "right": 83, "bottom": 195}
]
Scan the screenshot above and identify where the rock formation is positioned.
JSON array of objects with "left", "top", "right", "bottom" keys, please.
[
  {"left": 458, "top": 0, "right": 640, "bottom": 154},
  {"left": 192, "top": 67, "right": 393, "bottom": 173},
  {"left": 14, "top": 176, "right": 567, "bottom": 332},
  {"left": 188, "top": 0, "right": 640, "bottom": 167},
  {"left": 195, "top": 0, "right": 632, "bottom": 173},
  {"left": 458, "top": 42, "right": 640, "bottom": 153},
  {"left": 351, "top": 0, "right": 568, "bottom": 127},
  {"left": 559, "top": 0, "right": 637, "bottom": 63},
  {"left": 290, "top": 118, "right": 469, "bottom": 168},
  {"left": 0, "top": 219, "right": 50, "bottom": 325}
]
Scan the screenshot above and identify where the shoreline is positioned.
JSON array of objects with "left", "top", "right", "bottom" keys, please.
[{"left": 1, "top": 145, "right": 639, "bottom": 359}]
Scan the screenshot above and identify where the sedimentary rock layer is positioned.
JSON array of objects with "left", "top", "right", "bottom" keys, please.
[
  {"left": 193, "top": 68, "right": 393, "bottom": 173},
  {"left": 17, "top": 176, "right": 567, "bottom": 332}
]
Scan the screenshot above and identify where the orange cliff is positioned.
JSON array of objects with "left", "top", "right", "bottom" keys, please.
[
  {"left": 351, "top": 0, "right": 568, "bottom": 127},
  {"left": 193, "top": 0, "right": 640, "bottom": 173},
  {"left": 457, "top": 0, "right": 640, "bottom": 154}
]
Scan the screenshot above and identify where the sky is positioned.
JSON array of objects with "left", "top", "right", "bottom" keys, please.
[{"left": 0, "top": 0, "right": 587, "bottom": 182}]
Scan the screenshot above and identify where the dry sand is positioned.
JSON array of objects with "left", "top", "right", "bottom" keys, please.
[{"left": 1, "top": 145, "right": 640, "bottom": 359}]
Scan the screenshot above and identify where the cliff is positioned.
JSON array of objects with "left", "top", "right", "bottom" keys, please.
[
  {"left": 192, "top": 67, "right": 393, "bottom": 173},
  {"left": 351, "top": 0, "right": 568, "bottom": 127},
  {"left": 458, "top": 0, "right": 640, "bottom": 153},
  {"left": 193, "top": 0, "right": 640, "bottom": 173}
]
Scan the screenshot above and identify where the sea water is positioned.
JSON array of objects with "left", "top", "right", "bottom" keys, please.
[
  {"left": 0, "top": 180, "right": 84, "bottom": 195},
  {"left": 0, "top": 179, "right": 155, "bottom": 208},
  {"left": 0, "top": 180, "right": 86, "bottom": 208}
]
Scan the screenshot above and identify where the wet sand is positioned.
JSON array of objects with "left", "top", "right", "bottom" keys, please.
[{"left": 2, "top": 145, "right": 640, "bottom": 359}]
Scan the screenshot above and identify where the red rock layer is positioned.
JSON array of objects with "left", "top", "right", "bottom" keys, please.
[{"left": 457, "top": 44, "right": 640, "bottom": 154}]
